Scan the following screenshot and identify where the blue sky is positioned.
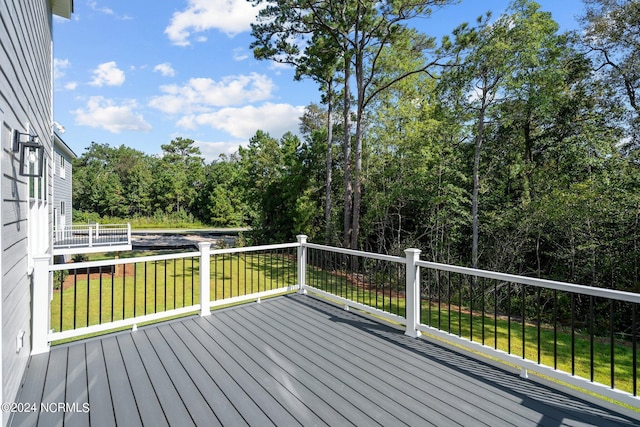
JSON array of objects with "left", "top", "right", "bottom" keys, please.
[{"left": 53, "top": 0, "right": 586, "bottom": 162}]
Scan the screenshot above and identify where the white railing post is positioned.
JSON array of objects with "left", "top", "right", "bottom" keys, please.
[
  {"left": 297, "top": 235, "right": 308, "bottom": 294},
  {"left": 127, "top": 223, "right": 132, "bottom": 245},
  {"left": 88, "top": 225, "right": 93, "bottom": 247},
  {"left": 405, "top": 248, "right": 422, "bottom": 338},
  {"left": 199, "top": 242, "right": 211, "bottom": 316},
  {"left": 32, "top": 255, "right": 51, "bottom": 354}
]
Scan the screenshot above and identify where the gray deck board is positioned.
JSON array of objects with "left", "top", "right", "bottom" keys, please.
[
  {"left": 216, "top": 308, "right": 384, "bottom": 426},
  {"left": 242, "top": 300, "right": 464, "bottom": 426},
  {"left": 64, "top": 345, "right": 89, "bottom": 427},
  {"left": 113, "top": 334, "right": 165, "bottom": 427},
  {"left": 271, "top": 297, "right": 538, "bottom": 426},
  {"left": 168, "top": 321, "right": 265, "bottom": 426},
  {"left": 9, "top": 352, "right": 48, "bottom": 427},
  {"left": 100, "top": 336, "right": 142, "bottom": 427},
  {"left": 144, "top": 327, "right": 220, "bottom": 426},
  {"left": 38, "top": 348, "right": 67, "bottom": 427},
  {"left": 84, "top": 341, "right": 115, "bottom": 427},
  {"left": 128, "top": 331, "right": 195, "bottom": 426},
  {"left": 10, "top": 294, "right": 640, "bottom": 427},
  {"left": 224, "top": 303, "right": 432, "bottom": 426},
  {"left": 155, "top": 324, "right": 248, "bottom": 426},
  {"left": 211, "top": 312, "right": 354, "bottom": 426}
]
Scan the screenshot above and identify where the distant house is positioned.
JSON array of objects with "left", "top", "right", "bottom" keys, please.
[
  {"left": 51, "top": 133, "right": 131, "bottom": 256},
  {"left": 53, "top": 133, "right": 76, "bottom": 235},
  {"left": 0, "top": 1, "right": 73, "bottom": 423}
]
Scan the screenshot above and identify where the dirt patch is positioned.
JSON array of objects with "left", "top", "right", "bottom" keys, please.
[{"left": 58, "top": 263, "right": 135, "bottom": 291}]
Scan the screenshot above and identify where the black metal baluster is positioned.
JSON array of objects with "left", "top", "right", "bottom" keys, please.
[
  {"left": 427, "top": 269, "right": 432, "bottom": 328},
  {"left": 124, "top": 264, "right": 129, "bottom": 320},
  {"left": 494, "top": 278, "right": 498, "bottom": 350},
  {"left": 437, "top": 271, "right": 442, "bottom": 331},
  {"left": 458, "top": 274, "right": 462, "bottom": 337},
  {"left": 214, "top": 254, "right": 219, "bottom": 301},
  {"left": 554, "top": 289, "right": 558, "bottom": 369},
  {"left": 111, "top": 266, "right": 115, "bottom": 322},
  {"left": 481, "top": 277, "right": 485, "bottom": 345},
  {"left": 470, "top": 275, "right": 474, "bottom": 342},
  {"left": 164, "top": 259, "right": 167, "bottom": 311},
  {"left": 633, "top": 303, "right": 637, "bottom": 396},
  {"left": 59, "top": 268, "right": 64, "bottom": 331},
  {"left": 537, "top": 287, "right": 541, "bottom": 364},
  {"left": 508, "top": 282, "right": 512, "bottom": 354},
  {"left": 447, "top": 271, "right": 452, "bottom": 334},
  {"left": 86, "top": 266, "right": 91, "bottom": 327},
  {"left": 143, "top": 262, "right": 147, "bottom": 315},
  {"left": 522, "top": 285, "right": 526, "bottom": 359},
  {"left": 610, "top": 299, "right": 615, "bottom": 389},
  {"left": 73, "top": 270, "right": 79, "bottom": 329},
  {"left": 590, "top": 295, "right": 594, "bottom": 382},
  {"left": 99, "top": 266, "right": 103, "bottom": 325},
  {"left": 571, "top": 293, "right": 576, "bottom": 376}
]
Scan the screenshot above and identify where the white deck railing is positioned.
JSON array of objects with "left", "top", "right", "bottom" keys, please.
[
  {"left": 53, "top": 223, "right": 131, "bottom": 250},
  {"left": 32, "top": 235, "right": 640, "bottom": 407}
]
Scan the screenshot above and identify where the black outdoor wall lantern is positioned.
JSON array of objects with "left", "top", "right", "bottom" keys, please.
[{"left": 12, "top": 130, "right": 44, "bottom": 177}]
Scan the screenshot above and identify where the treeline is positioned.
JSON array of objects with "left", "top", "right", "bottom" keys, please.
[{"left": 74, "top": 0, "right": 640, "bottom": 292}]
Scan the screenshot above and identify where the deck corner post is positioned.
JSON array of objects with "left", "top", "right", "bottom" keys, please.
[
  {"left": 296, "top": 235, "right": 308, "bottom": 294},
  {"left": 199, "top": 242, "right": 212, "bottom": 316},
  {"left": 32, "top": 254, "right": 51, "bottom": 354},
  {"left": 404, "top": 248, "right": 422, "bottom": 338}
]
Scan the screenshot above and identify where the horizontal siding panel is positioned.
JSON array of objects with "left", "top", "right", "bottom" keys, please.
[
  {"left": 2, "top": 1, "right": 52, "bottom": 138},
  {"left": 1, "top": 1, "right": 53, "bottom": 413}
]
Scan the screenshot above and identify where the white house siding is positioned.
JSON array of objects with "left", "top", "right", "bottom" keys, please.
[{"left": 0, "top": 0, "right": 55, "bottom": 422}]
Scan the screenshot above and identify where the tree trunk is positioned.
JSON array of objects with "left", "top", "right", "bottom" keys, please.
[
  {"left": 325, "top": 79, "right": 334, "bottom": 244},
  {"left": 342, "top": 50, "right": 353, "bottom": 248},
  {"left": 350, "top": 34, "right": 365, "bottom": 250},
  {"left": 472, "top": 92, "right": 487, "bottom": 270},
  {"left": 351, "top": 100, "right": 364, "bottom": 250}
]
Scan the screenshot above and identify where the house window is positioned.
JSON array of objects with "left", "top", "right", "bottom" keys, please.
[
  {"left": 59, "top": 153, "right": 66, "bottom": 179},
  {"left": 29, "top": 158, "right": 46, "bottom": 202},
  {"left": 60, "top": 201, "right": 65, "bottom": 215}
]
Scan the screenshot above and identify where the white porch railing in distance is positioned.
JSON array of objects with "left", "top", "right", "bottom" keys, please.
[{"left": 53, "top": 223, "right": 132, "bottom": 249}]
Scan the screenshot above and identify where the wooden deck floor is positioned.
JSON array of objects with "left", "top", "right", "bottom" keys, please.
[{"left": 10, "top": 294, "right": 640, "bottom": 426}]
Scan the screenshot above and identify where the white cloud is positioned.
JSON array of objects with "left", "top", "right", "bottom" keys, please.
[
  {"left": 178, "top": 103, "right": 304, "bottom": 139},
  {"left": 196, "top": 140, "right": 243, "bottom": 162},
  {"left": 148, "top": 73, "right": 274, "bottom": 114},
  {"left": 88, "top": 1, "right": 132, "bottom": 20},
  {"left": 154, "top": 62, "right": 176, "bottom": 77},
  {"left": 90, "top": 61, "right": 125, "bottom": 87},
  {"left": 88, "top": 1, "right": 114, "bottom": 15},
  {"left": 73, "top": 96, "right": 152, "bottom": 133},
  {"left": 233, "top": 47, "right": 249, "bottom": 61},
  {"left": 165, "top": 0, "right": 263, "bottom": 46},
  {"left": 54, "top": 58, "right": 70, "bottom": 79},
  {"left": 64, "top": 82, "right": 78, "bottom": 90}
]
